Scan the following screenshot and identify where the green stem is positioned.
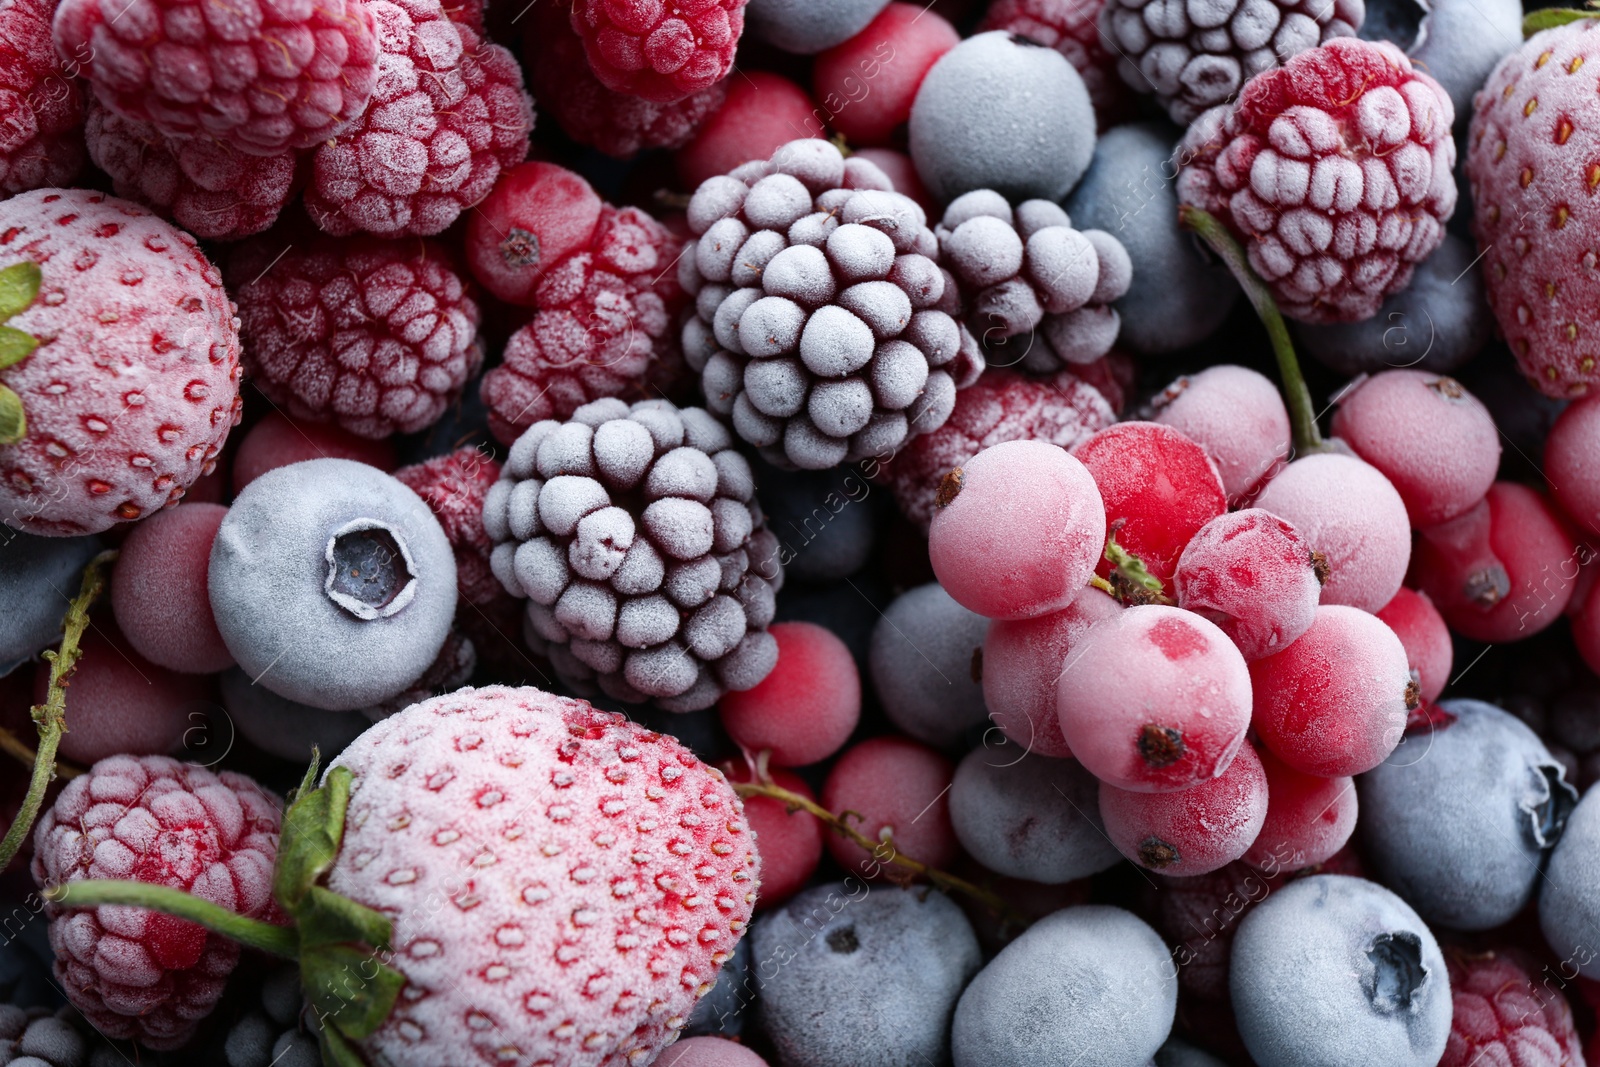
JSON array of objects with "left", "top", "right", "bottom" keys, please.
[
  {"left": 1179, "top": 205, "right": 1326, "bottom": 457},
  {"left": 43, "top": 880, "right": 299, "bottom": 958},
  {"left": 0, "top": 549, "right": 115, "bottom": 872}
]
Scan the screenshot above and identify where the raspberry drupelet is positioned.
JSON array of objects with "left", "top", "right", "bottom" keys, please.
[
  {"left": 568, "top": 0, "right": 747, "bottom": 103},
  {"left": 0, "top": 0, "right": 85, "bottom": 194}
]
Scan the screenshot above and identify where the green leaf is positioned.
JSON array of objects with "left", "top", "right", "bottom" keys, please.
[
  {"left": 316, "top": 1022, "right": 370, "bottom": 1067},
  {"left": 0, "top": 325, "right": 37, "bottom": 370},
  {"left": 0, "top": 262, "right": 40, "bottom": 321},
  {"left": 1524, "top": 8, "right": 1600, "bottom": 34},
  {"left": 288, "top": 747, "right": 322, "bottom": 806},
  {"left": 273, "top": 766, "right": 352, "bottom": 911},
  {"left": 303, "top": 943, "right": 406, "bottom": 1041},
  {"left": 0, "top": 387, "right": 25, "bottom": 446},
  {"left": 296, "top": 885, "right": 393, "bottom": 952}
]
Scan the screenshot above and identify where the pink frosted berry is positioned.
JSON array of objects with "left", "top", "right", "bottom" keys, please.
[
  {"left": 1099, "top": 739, "right": 1268, "bottom": 875},
  {"left": 1250, "top": 604, "right": 1414, "bottom": 777},
  {"left": 724, "top": 764, "right": 823, "bottom": 908},
  {"left": 1176, "top": 38, "right": 1457, "bottom": 323},
  {"left": 52, "top": 0, "right": 378, "bottom": 155},
  {"left": 569, "top": 0, "right": 746, "bottom": 103},
  {"left": 1253, "top": 452, "right": 1411, "bottom": 613},
  {"left": 675, "top": 71, "right": 822, "bottom": 190},
  {"left": 821, "top": 736, "right": 958, "bottom": 876},
  {"left": 1241, "top": 745, "right": 1357, "bottom": 872},
  {"left": 982, "top": 588, "right": 1122, "bottom": 758},
  {"left": 1545, "top": 394, "right": 1600, "bottom": 538},
  {"left": 1072, "top": 421, "right": 1227, "bottom": 596},
  {"left": 877, "top": 368, "right": 1114, "bottom": 532},
  {"left": 229, "top": 231, "right": 483, "bottom": 439},
  {"left": 1330, "top": 370, "right": 1500, "bottom": 527},
  {"left": 304, "top": 4, "right": 533, "bottom": 237},
  {"left": 0, "top": 189, "right": 242, "bottom": 536},
  {"left": 1057, "top": 605, "right": 1253, "bottom": 792},
  {"left": 1375, "top": 587, "right": 1451, "bottom": 704},
  {"left": 39, "top": 626, "right": 209, "bottom": 764},
  {"left": 929, "top": 439, "right": 1107, "bottom": 620},
  {"left": 327, "top": 686, "right": 759, "bottom": 1067},
  {"left": 812, "top": 3, "right": 960, "bottom": 146},
  {"left": 0, "top": 0, "right": 85, "bottom": 194},
  {"left": 719, "top": 621, "right": 861, "bottom": 767},
  {"left": 1150, "top": 364, "right": 1290, "bottom": 502},
  {"left": 231, "top": 411, "right": 397, "bottom": 492},
  {"left": 31, "top": 756, "right": 282, "bottom": 1049},
  {"left": 1174, "top": 508, "right": 1324, "bottom": 661},
  {"left": 84, "top": 101, "right": 299, "bottom": 242},
  {"left": 110, "top": 502, "right": 234, "bottom": 674},
  {"left": 395, "top": 446, "right": 508, "bottom": 609}
]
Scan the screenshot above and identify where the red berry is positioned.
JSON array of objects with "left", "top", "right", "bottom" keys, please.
[
  {"left": 1175, "top": 508, "right": 1323, "bottom": 661},
  {"left": 230, "top": 233, "right": 483, "bottom": 439},
  {"left": 0, "top": 0, "right": 85, "bottom": 194},
  {"left": 466, "top": 162, "right": 606, "bottom": 307},
  {"left": 1099, "top": 739, "right": 1268, "bottom": 876},
  {"left": 1176, "top": 38, "right": 1457, "bottom": 323},
  {"left": 982, "top": 588, "right": 1121, "bottom": 758},
  {"left": 1253, "top": 453, "right": 1411, "bottom": 613},
  {"left": 719, "top": 621, "right": 861, "bottom": 767},
  {"left": 851, "top": 147, "right": 934, "bottom": 212},
  {"left": 230, "top": 412, "right": 397, "bottom": 493},
  {"left": 1330, "top": 370, "right": 1500, "bottom": 527},
  {"left": 395, "top": 446, "right": 509, "bottom": 609},
  {"left": 1150, "top": 365, "right": 1290, "bottom": 502},
  {"left": 676, "top": 71, "right": 822, "bottom": 189},
  {"left": 52, "top": 0, "right": 377, "bottom": 155},
  {"left": 1057, "top": 605, "right": 1253, "bottom": 792},
  {"left": 1442, "top": 948, "right": 1585, "bottom": 1067},
  {"left": 929, "top": 439, "right": 1107, "bottom": 620},
  {"left": 569, "top": 0, "right": 746, "bottom": 103},
  {"left": 1412, "top": 482, "right": 1580, "bottom": 643},
  {"left": 821, "top": 736, "right": 958, "bottom": 876},
  {"left": 812, "top": 3, "right": 959, "bottom": 146},
  {"left": 1250, "top": 604, "right": 1414, "bottom": 778},
  {"left": 724, "top": 764, "right": 824, "bottom": 908},
  {"left": 111, "top": 502, "right": 234, "bottom": 675},
  {"left": 1545, "top": 393, "right": 1600, "bottom": 538},
  {"left": 1241, "top": 746, "right": 1357, "bottom": 872},
  {"left": 1072, "top": 422, "right": 1227, "bottom": 596},
  {"left": 1375, "top": 587, "right": 1452, "bottom": 704},
  {"left": 31, "top": 756, "right": 282, "bottom": 1049}
]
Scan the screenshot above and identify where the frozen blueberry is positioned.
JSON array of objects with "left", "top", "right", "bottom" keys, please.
[
  {"left": 1540, "top": 784, "right": 1600, "bottom": 979},
  {"left": 1155, "top": 1038, "right": 1229, "bottom": 1067},
  {"left": 1294, "top": 234, "right": 1490, "bottom": 376},
  {"left": 909, "top": 32, "right": 1096, "bottom": 205},
  {"left": 753, "top": 883, "right": 982, "bottom": 1067},
  {"left": 0, "top": 532, "right": 100, "bottom": 676},
  {"left": 1362, "top": 0, "right": 1522, "bottom": 123},
  {"left": 952, "top": 905, "right": 1175, "bottom": 1067},
  {"left": 745, "top": 0, "right": 894, "bottom": 53},
  {"left": 1358, "top": 699, "right": 1576, "bottom": 931},
  {"left": 869, "top": 582, "right": 990, "bottom": 748},
  {"left": 949, "top": 741, "right": 1121, "bottom": 883},
  {"left": 685, "top": 936, "right": 751, "bottom": 1038},
  {"left": 209, "top": 459, "right": 458, "bottom": 711},
  {"left": 755, "top": 459, "right": 878, "bottom": 584},
  {"left": 1064, "top": 123, "right": 1238, "bottom": 354},
  {"left": 1230, "top": 875, "right": 1451, "bottom": 1067},
  {"left": 218, "top": 668, "right": 373, "bottom": 764}
]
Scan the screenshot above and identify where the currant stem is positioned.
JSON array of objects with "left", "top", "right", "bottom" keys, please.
[
  {"left": 1179, "top": 205, "right": 1325, "bottom": 457},
  {"left": 0, "top": 549, "right": 115, "bottom": 873},
  {"left": 42, "top": 880, "right": 299, "bottom": 958},
  {"left": 730, "top": 777, "right": 1030, "bottom": 928}
]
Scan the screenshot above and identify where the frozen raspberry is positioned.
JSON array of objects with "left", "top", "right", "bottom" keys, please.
[
  {"left": 473, "top": 172, "right": 690, "bottom": 445},
  {"left": 979, "top": 0, "right": 1130, "bottom": 124},
  {"left": 1100, "top": 0, "right": 1362, "bottom": 124},
  {"left": 1176, "top": 38, "right": 1457, "bottom": 324},
  {"left": 324, "top": 686, "right": 759, "bottom": 1067},
  {"left": 229, "top": 231, "right": 483, "bottom": 439},
  {"left": 524, "top": 0, "right": 727, "bottom": 158},
  {"left": 1175, "top": 508, "right": 1323, "bottom": 661},
  {"left": 1442, "top": 948, "right": 1585, "bottom": 1067},
  {"left": 395, "top": 445, "right": 507, "bottom": 609},
  {"left": 0, "top": 0, "right": 85, "bottom": 194},
  {"left": 719, "top": 620, "right": 861, "bottom": 767},
  {"left": 83, "top": 101, "right": 299, "bottom": 242},
  {"left": 304, "top": 3, "right": 533, "bottom": 238},
  {"left": 676, "top": 71, "right": 822, "bottom": 190},
  {"left": 683, "top": 139, "right": 984, "bottom": 470},
  {"left": 877, "top": 367, "right": 1114, "bottom": 532},
  {"left": 52, "top": 0, "right": 377, "bottom": 156},
  {"left": 1468, "top": 21, "right": 1600, "bottom": 398},
  {"left": 485, "top": 398, "right": 784, "bottom": 711},
  {"left": 569, "top": 0, "right": 746, "bottom": 103},
  {"left": 0, "top": 189, "right": 242, "bottom": 536},
  {"left": 812, "top": 3, "right": 959, "bottom": 146},
  {"left": 1099, "top": 738, "right": 1268, "bottom": 875},
  {"left": 935, "top": 190, "right": 1132, "bottom": 374},
  {"left": 31, "top": 756, "right": 282, "bottom": 1050}
]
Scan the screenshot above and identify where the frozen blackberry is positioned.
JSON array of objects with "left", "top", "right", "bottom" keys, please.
[
  {"left": 222, "top": 965, "right": 319, "bottom": 1067},
  {"left": 485, "top": 397, "right": 784, "bottom": 711},
  {"left": 936, "top": 190, "right": 1131, "bottom": 373},
  {"left": 1100, "top": 0, "right": 1364, "bottom": 124},
  {"left": 680, "top": 138, "right": 984, "bottom": 470}
]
